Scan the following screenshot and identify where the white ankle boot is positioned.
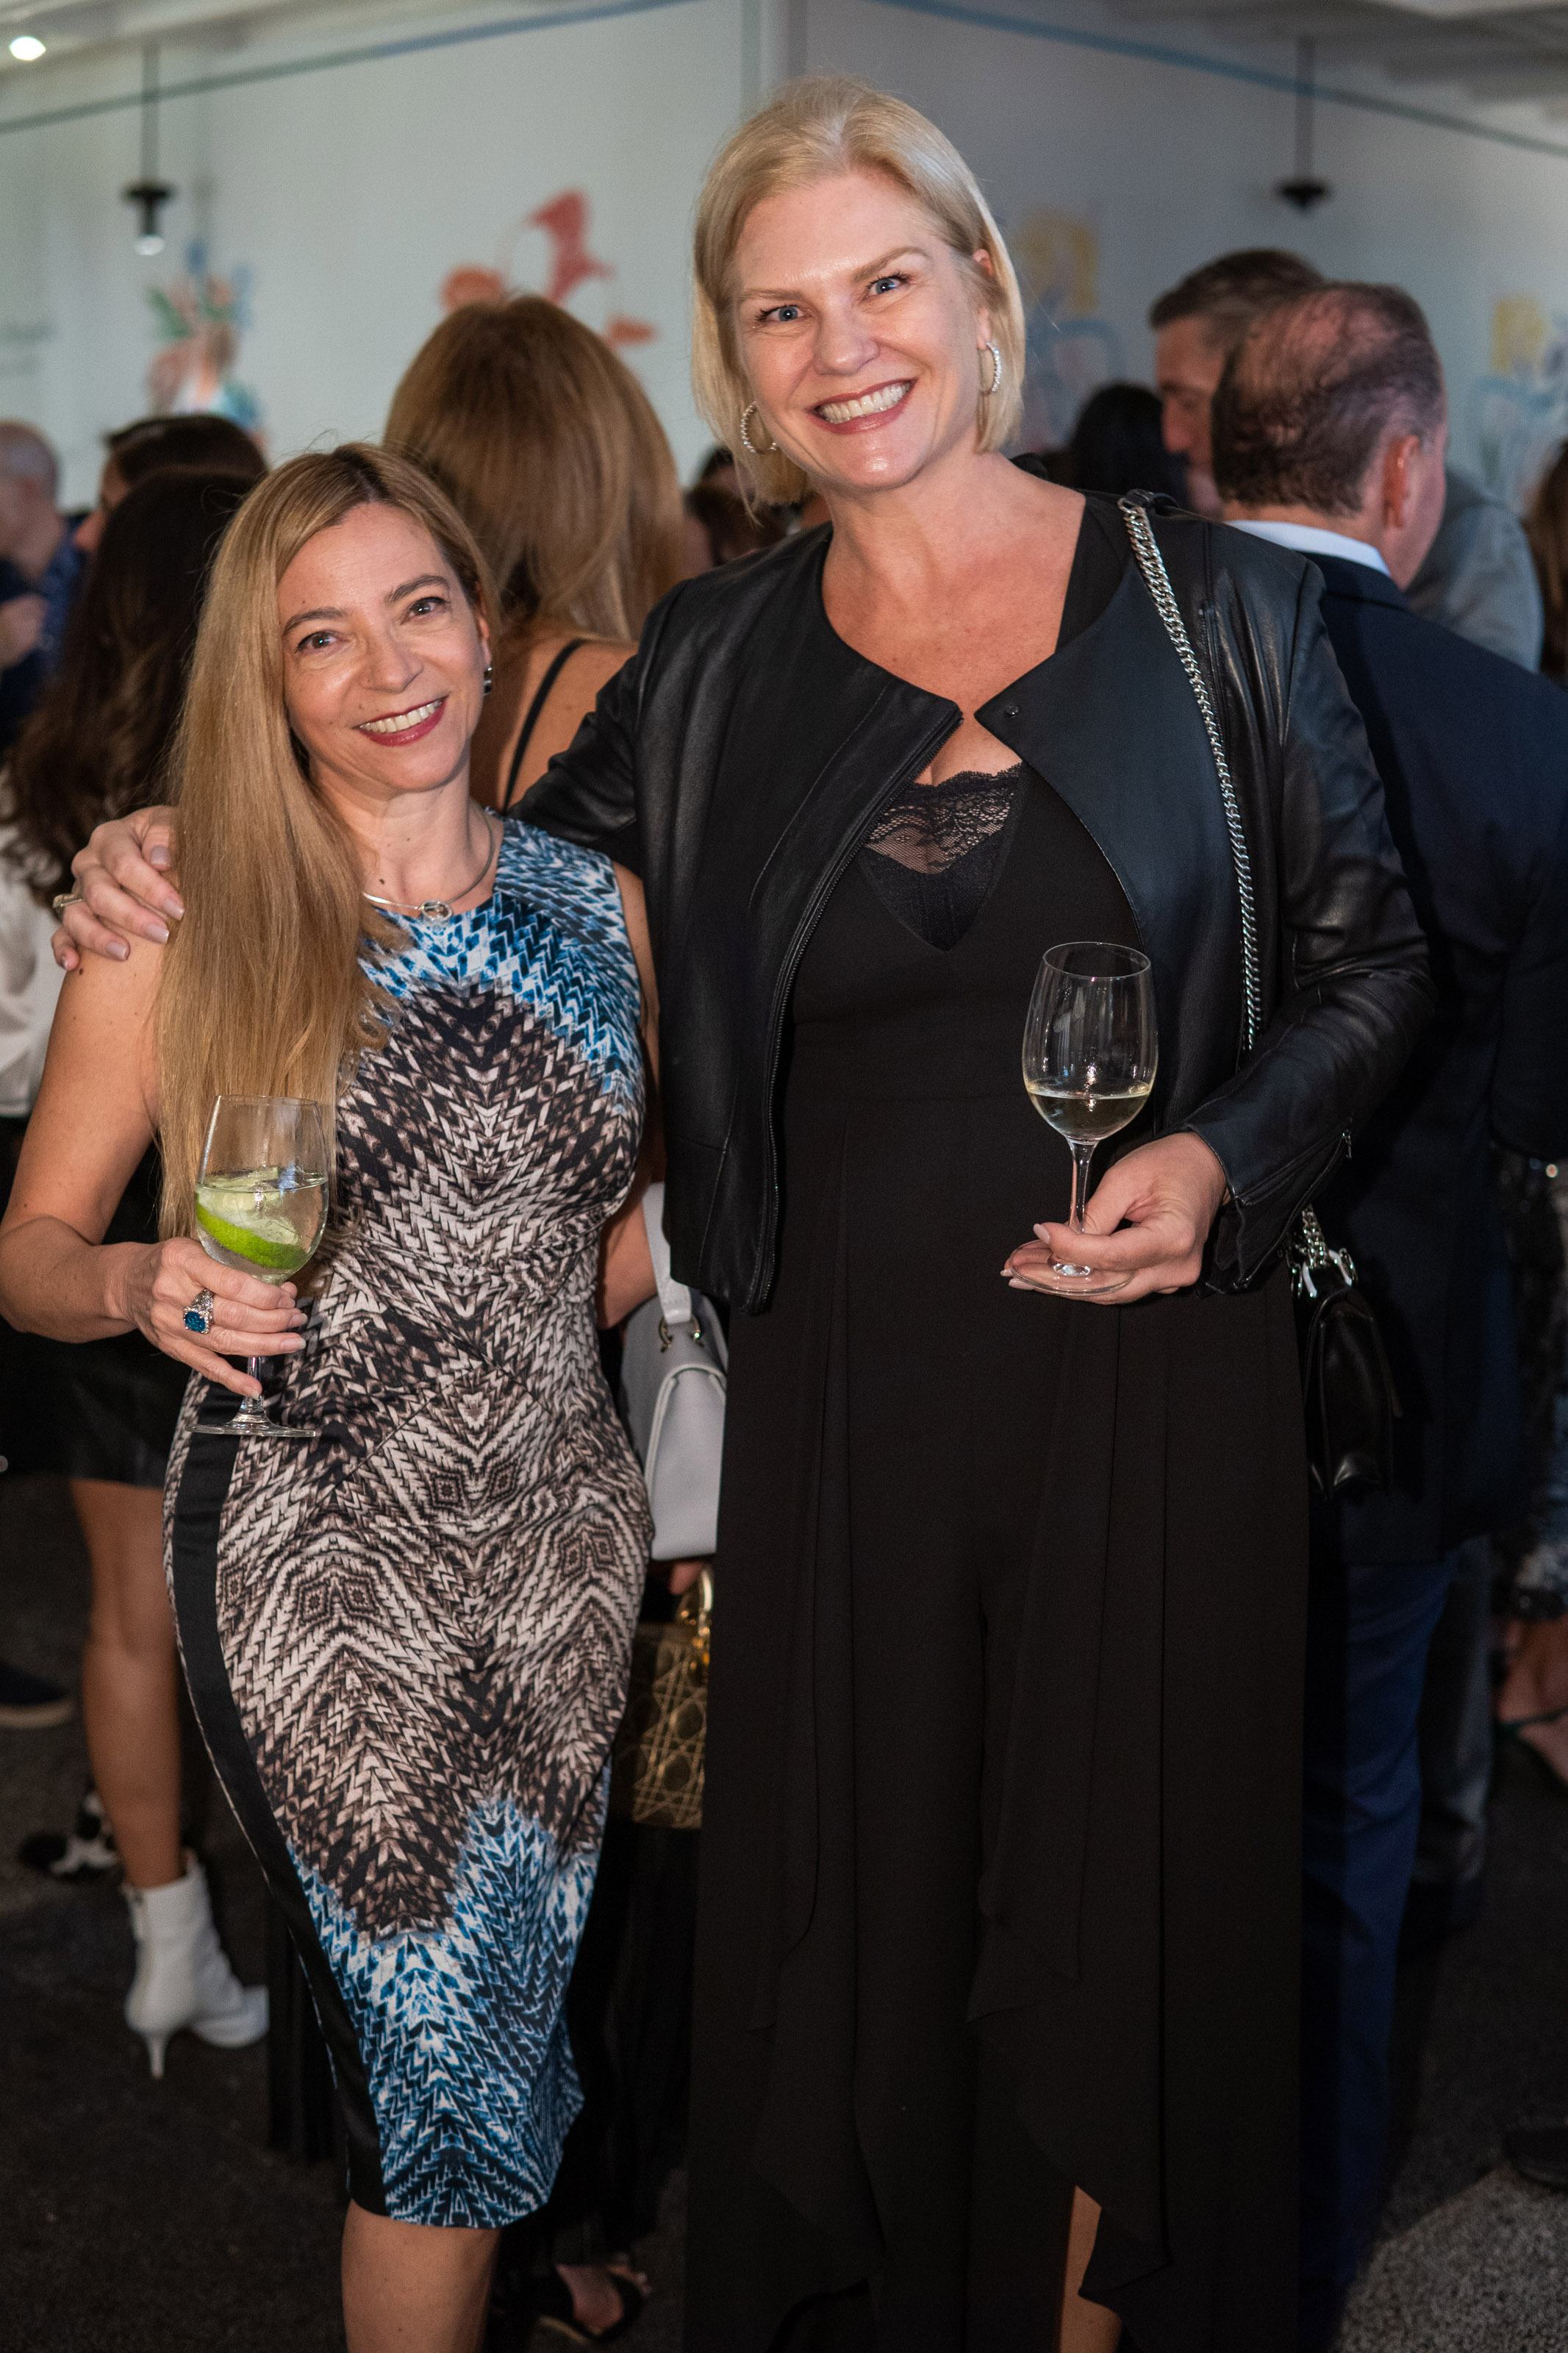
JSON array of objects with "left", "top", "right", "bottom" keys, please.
[{"left": 123, "top": 1853, "right": 268, "bottom": 2078}]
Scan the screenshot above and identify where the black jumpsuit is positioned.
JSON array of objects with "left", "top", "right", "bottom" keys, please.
[{"left": 687, "top": 507, "right": 1307, "bottom": 2352}]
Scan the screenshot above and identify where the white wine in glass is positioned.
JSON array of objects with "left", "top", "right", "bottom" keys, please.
[
  {"left": 195, "top": 1094, "right": 327, "bottom": 1436},
  {"left": 1023, "top": 941, "right": 1158, "bottom": 1297}
]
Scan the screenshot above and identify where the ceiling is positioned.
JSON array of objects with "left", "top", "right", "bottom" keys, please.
[
  {"left": 10, "top": 0, "right": 1568, "bottom": 125},
  {"left": 1105, "top": 0, "right": 1568, "bottom": 118},
  {"left": 0, "top": 0, "right": 511, "bottom": 76}
]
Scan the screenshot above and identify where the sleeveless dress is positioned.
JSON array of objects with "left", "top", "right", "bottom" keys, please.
[
  {"left": 687, "top": 508, "right": 1307, "bottom": 2351},
  {"left": 165, "top": 818, "right": 652, "bottom": 2229}
]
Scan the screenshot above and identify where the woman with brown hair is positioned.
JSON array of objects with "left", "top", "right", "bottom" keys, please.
[
  {"left": 384, "top": 295, "right": 685, "bottom": 813},
  {"left": 385, "top": 293, "right": 690, "bottom": 2346},
  {"left": 1, "top": 467, "right": 266, "bottom": 2061},
  {"left": 1, "top": 444, "right": 656, "bottom": 2353}
]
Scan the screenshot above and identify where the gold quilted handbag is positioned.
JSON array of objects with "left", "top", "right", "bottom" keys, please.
[{"left": 609, "top": 1570, "right": 712, "bottom": 1830}]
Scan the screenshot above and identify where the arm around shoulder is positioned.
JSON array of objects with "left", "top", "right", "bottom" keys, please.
[{"left": 54, "top": 804, "right": 182, "bottom": 971}]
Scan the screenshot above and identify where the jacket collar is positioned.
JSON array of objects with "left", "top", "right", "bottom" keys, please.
[
  {"left": 1301, "top": 550, "right": 1412, "bottom": 614},
  {"left": 974, "top": 551, "right": 1245, "bottom": 1113}
]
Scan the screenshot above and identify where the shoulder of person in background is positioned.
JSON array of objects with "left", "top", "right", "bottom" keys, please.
[
  {"left": 1406, "top": 466, "right": 1544, "bottom": 671},
  {"left": 475, "top": 626, "right": 636, "bottom": 813},
  {"left": 1311, "top": 557, "right": 1568, "bottom": 1147}
]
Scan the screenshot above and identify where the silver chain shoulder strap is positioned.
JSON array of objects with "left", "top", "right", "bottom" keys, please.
[
  {"left": 1116, "top": 494, "right": 1339, "bottom": 1277},
  {"left": 1117, "top": 494, "right": 1262, "bottom": 1051}
]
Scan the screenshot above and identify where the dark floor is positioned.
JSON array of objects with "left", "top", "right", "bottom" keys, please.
[{"left": 1, "top": 1467, "right": 1565, "bottom": 2349}]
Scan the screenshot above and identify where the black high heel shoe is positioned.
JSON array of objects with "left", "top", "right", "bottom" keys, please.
[{"left": 531, "top": 2269, "right": 648, "bottom": 2346}]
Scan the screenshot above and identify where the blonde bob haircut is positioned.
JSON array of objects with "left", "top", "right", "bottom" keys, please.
[
  {"left": 155, "top": 443, "right": 496, "bottom": 1240},
  {"left": 692, "top": 76, "right": 1027, "bottom": 506}
]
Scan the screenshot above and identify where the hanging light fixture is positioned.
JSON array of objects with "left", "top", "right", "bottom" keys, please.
[
  {"left": 122, "top": 43, "right": 176, "bottom": 257},
  {"left": 9, "top": 34, "right": 47, "bottom": 62},
  {"left": 1276, "top": 39, "right": 1333, "bottom": 213}
]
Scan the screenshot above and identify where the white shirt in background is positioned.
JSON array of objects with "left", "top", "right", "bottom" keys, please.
[
  {"left": 1226, "top": 519, "right": 1393, "bottom": 579},
  {"left": 0, "top": 826, "right": 65, "bottom": 1118}
]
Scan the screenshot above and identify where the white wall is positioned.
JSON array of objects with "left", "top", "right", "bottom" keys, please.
[
  {"left": 803, "top": 0, "right": 1568, "bottom": 502},
  {"left": 4, "top": 0, "right": 1568, "bottom": 507},
  {"left": 0, "top": 0, "right": 760, "bottom": 503}
]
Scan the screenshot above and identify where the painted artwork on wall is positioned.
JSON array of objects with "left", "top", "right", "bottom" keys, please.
[
  {"left": 145, "top": 244, "right": 262, "bottom": 431},
  {"left": 1009, "top": 207, "right": 1123, "bottom": 454},
  {"left": 440, "top": 190, "right": 655, "bottom": 349},
  {"left": 1468, "top": 295, "right": 1568, "bottom": 512}
]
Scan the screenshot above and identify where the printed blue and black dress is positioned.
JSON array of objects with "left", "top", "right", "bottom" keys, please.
[{"left": 165, "top": 819, "right": 651, "bottom": 2225}]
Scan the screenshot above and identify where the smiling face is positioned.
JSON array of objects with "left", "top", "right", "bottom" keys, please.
[
  {"left": 276, "top": 501, "right": 488, "bottom": 813},
  {"left": 732, "top": 167, "right": 994, "bottom": 501}
]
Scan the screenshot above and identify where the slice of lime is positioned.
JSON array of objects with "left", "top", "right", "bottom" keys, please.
[{"left": 195, "top": 1197, "right": 307, "bottom": 1273}]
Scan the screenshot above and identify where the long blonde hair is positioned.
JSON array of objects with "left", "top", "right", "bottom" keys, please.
[
  {"left": 383, "top": 296, "right": 684, "bottom": 644},
  {"left": 156, "top": 443, "right": 495, "bottom": 1237},
  {"left": 691, "top": 76, "right": 1027, "bottom": 507}
]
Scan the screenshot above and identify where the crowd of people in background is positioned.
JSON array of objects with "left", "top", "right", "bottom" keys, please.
[{"left": 1, "top": 68, "right": 1567, "bottom": 2353}]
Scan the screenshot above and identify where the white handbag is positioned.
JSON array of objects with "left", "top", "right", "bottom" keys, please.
[{"left": 617, "top": 1182, "right": 728, "bottom": 1560}]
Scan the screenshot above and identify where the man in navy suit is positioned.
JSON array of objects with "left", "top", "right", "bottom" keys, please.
[{"left": 1211, "top": 283, "right": 1568, "bottom": 2348}]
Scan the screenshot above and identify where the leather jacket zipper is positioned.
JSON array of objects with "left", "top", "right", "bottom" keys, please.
[{"left": 749, "top": 709, "right": 958, "bottom": 1307}]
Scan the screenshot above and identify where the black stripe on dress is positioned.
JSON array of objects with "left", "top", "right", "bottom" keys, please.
[{"left": 168, "top": 1417, "right": 389, "bottom": 2215}]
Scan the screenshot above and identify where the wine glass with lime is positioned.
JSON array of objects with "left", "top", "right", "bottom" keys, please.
[{"left": 195, "top": 1095, "right": 327, "bottom": 1437}]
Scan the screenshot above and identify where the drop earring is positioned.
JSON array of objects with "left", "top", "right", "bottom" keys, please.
[{"left": 482, "top": 662, "right": 493, "bottom": 697}]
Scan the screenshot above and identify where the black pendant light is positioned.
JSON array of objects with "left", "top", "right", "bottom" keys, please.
[
  {"left": 122, "top": 43, "right": 176, "bottom": 256},
  {"left": 1277, "top": 39, "right": 1333, "bottom": 213}
]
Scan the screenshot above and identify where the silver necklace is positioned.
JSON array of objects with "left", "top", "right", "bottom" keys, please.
[{"left": 364, "top": 810, "right": 499, "bottom": 921}]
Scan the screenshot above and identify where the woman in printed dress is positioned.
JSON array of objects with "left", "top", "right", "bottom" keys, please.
[{"left": 0, "top": 445, "right": 656, "bottom": 2353}]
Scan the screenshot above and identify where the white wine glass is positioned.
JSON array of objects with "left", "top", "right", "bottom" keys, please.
[
  {"left": 195, "top": 1094, "right": 328, "bottom": 1438},
  {"left": 1023, "top": 941, "right": 1158, "bottom": 1299}
]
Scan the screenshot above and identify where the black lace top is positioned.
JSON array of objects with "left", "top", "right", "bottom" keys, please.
[{"left": 860, "top": 496, "right": 1128, "bottom": 951}]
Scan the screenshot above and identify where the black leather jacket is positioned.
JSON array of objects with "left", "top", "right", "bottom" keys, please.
[{"left": 526, "top": 495, "right": 1433, "bottom": 1312}]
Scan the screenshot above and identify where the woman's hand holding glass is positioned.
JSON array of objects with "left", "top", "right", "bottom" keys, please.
[
  {"left": 1004, "top": 1129, "right": 1228, "bottom": 1305},
  {"left": 111, "top": 1233, "right": 305, "bottom": 1397}
]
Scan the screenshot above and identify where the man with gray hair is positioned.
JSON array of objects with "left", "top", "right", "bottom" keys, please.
[
  {"left": 1213, "top": 282, "right": 1568, "bottom": 2346},
  {"left": 0, "top": 421, "right": 84, "bottom": 760}
]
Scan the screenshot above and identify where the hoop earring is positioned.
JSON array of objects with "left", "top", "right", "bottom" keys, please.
[
  {"left": 740, "top": 401, "right": 778, "bottom": 456},
  {"left": 981, "top": 341, "right": 1003, "bottom": 397},
  {"left": 482, "top": 662, "right": 493, "bottom": 697}
]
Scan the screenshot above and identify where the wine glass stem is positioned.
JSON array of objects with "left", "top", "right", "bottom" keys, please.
[
  {"left": 246, "top": 1354, "right": 263, "bottom": 1399},
  {"left": 1069, "top": 1141, "right": 1096, "bottom": 1234}
]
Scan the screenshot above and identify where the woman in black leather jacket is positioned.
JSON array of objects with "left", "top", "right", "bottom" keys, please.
[
  {"left": 556, "top": 85, "right": 1426, "bottom": 2346},
  {"left": 59, "top": 79, "right": 1429, "bottom": 2353}
]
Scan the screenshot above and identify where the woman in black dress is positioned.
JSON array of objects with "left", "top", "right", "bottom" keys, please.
[{"left": 59, "top": 79, "right": 1431, "bottom": 2353}]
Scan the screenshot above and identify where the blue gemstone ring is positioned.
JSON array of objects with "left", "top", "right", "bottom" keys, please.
[{"left": 183, "top": 1288, "right": 215, "bottom": 1337}]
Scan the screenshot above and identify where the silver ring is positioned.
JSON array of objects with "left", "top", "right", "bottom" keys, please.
[
  {"left": 51, "top": 891, "right": 82, "bottom": 918},
  {"left": 182, "top": 1288, "right": 215, "bottom": 1337}
]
